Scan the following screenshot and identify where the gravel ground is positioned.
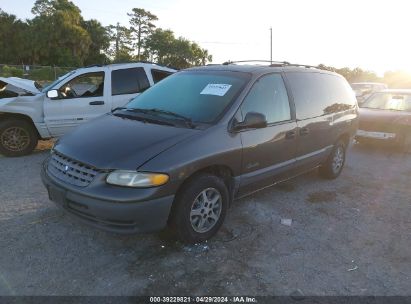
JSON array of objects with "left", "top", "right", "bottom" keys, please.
[{"left": 0, "top": 141, "right": 410, "bottom": 296}]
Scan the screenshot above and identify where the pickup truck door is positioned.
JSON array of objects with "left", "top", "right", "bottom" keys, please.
[
  {"left": 44, "top": 71, "right": 110, "bottom": 137},
  {"left": 110, "top": 67, "right": 152, "bottom": 109}
]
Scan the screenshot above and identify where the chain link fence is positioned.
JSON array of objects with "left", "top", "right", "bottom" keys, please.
[{"left": 0, "top": 64, "right": 77, "bottom": 85}]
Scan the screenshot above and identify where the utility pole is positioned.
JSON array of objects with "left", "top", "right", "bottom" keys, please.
[{"left": 270, "top": 27, "right": 272, "bottom": 64}]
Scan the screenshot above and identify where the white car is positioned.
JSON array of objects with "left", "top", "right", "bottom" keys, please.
[
  {"left": 0, "top": 63, "right": 175, "bottom": 156},
  {"left": 351, "top": 82, "right": 388, "bottom": 104}
]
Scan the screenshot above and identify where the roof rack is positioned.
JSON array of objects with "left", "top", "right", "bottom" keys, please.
[
  {"left": 222, "top": 60, "right": 319, "bottom": 69},
  {"left": 132, "top": 60, "right": 180, "bottom": 70},
  {"left": 222, "top": 60, "right": 290, "bottom": 66},
  {"left": 83, "top": 61, "right": 180, "bottom": 71},
  {"left": 83, "top": 64, "right": 104, "bottom": 68}
]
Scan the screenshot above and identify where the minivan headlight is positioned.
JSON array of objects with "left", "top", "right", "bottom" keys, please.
[{"left": 106, "top": 170, "right": 169, "bottom": 188}]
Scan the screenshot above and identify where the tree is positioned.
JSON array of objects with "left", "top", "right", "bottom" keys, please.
[
  {"left": 0, "top": 4, "right": 213, "bottom": 69},
  {"left": 82, "top": 19, "right": 110, "bottom": 65},
  {"left": 144, "top": 28, "right": 175, "bottom": 63},
  {"left": 30, "top": 0, "right": 91, "bottom": 66},
  {"left": 106, "top": 23, "right": 133, "bottom": 62},
  {"left": 0, "top": 9, "right": 31, "bottom": 64},
  {"left": 128, "top": 8, "right": 158, "bottom": 61},
  {"left": 32, "top": 0, "right": 81, "bottom": 17},
  {"left": 144, "top": 28, "right": 213, "bottom": 69},
  {"left": 317, "top": 64, "right": 381, "bottom": 83}
]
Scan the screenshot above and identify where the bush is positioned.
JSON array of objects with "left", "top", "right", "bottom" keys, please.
[
  {"left": 29, "top": 67, "right": 54, "bottom": 82},
  {"left": 0, "top": 65, "right": 24, "bottom": 78}
]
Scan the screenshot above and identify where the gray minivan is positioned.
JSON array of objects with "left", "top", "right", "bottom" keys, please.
[{"left": 41, "top": 63, "right": 358, "bottom": 243}]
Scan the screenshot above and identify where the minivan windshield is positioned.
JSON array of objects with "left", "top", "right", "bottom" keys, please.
[
  {"left": 361, "top": 92, "right": 411, "bottom": 111},
  {"left": 126, "top": 71, "right": 249, "bottom": 123}
]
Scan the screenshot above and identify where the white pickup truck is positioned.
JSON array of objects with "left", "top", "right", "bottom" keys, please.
[{"left": 0, "top": 63, "right": 175, "bottom": 156}]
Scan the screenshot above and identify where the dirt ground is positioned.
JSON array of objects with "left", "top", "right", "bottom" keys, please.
[{"left": 0, "top": 141, "right": 410, "bottom": 296}]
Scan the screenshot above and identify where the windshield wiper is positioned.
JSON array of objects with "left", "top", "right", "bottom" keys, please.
[
  {"left": 142, "top": 108, "right": 196, "bottom": 128},
  {"left": 112, "top": 107, "right": 155, "bottom": 116},
  {"left": 112, "top": 111, "right": 174, "bottom": 126},
  {"left": 114, "top": 107, "right": 196, "bottom": 128},
  {"left": 111, "top": 107, "right": 127, "bottom": 112}
]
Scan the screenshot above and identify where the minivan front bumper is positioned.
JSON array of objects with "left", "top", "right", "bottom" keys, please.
[{"left": 41, "top": 161, "right": 174, "bottom": 234}]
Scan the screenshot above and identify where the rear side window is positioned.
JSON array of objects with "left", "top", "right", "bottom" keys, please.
[
  {"left": 240, "top": 74, "right": 291, "bottom": 124},
  {"left": 151, "top": 69, "right": 173, "bottom": 84},
  {"left": 286, "top": 72, "right": 356, "bottom": 120},
  {"left": 111, "top": 68, "right": 150, "bottom": 96}
]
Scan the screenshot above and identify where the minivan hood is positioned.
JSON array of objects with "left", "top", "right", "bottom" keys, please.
[
  {"left": 54, "top": 114, "right": 200, "bottom": 170},
  {"left": 0, "top": 77, "right": 41, "bottom": 94}
]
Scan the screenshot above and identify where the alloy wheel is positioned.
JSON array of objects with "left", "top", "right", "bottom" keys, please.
[
  {"left": 332, "top": 146, "right": 344, "bottom": 174},
  {"left": 190, "top": 187, "right": 222, "bottom": 233},
  {"left": 1, "top": 127, "right": 30, "bottom": 152}
]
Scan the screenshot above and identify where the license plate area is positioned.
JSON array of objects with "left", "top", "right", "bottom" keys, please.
[
  {"left": 47, "top": 186, "right": 66, "bottom": 205},
  {"left": 356, "top": 130, "right": 396, "bottom": 139}
]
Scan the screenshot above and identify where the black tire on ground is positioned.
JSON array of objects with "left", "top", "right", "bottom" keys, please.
[
  {"left": 319, "top": 139, "right": 346, "bottom": 179},
  {"left": 169, "top": 174, "right": 229, "bottom": 244},
  {"left": 0, "top": 119, "right": 38, "bottom": 157}
]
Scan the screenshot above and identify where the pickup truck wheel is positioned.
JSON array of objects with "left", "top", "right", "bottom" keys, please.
[
  {"left": 0, "top": 119, "right": 38, "bottom": 157},
  {"left": 319, "top": 140, "right": 346, "bottom": 179},
  {"left": 170, "top": 174, "right": 229, "bottom": 244}
]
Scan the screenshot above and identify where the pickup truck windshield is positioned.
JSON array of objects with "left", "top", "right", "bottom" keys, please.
[
  {"left": 41, "top": 71, "right": 76, "bottom": 93},
  {"left": 126, "top": 71, "right": 249, "bottom": 123}
]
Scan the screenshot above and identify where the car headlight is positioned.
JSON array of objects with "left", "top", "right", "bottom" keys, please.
[{"left": 106, "top": 170, "right": 169, "bottom": 188}]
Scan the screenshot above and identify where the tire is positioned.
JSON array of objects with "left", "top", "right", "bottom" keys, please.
[
  {"left": 170, "top": 174, "right": 229, "bottom": 244},
  {"left": 319, "top": 140, "right": 346, "bottom": 179},
  {"left": 0, "top": 119, "right": 38, "bottom": 157}
]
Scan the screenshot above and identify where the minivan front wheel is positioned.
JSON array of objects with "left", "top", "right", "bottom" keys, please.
[
  {"left": 170, "top": 174, "right": 229, "bottom": 243},
  {"left": 319, "top": 140, "right": 346, "bottom": 179}
]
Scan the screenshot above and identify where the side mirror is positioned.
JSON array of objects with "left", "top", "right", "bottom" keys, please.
[
  {"left": 47, "top": 89, "right": 59, "bottom": 99},
  {"left": 233, "top": 112, "right": 267, "bottom": 131}
]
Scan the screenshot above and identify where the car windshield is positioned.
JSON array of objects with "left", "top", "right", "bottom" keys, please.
[
  {"left": 361, "top": 92, "right": 411, "bottom": 111},
  {"left": 126, "top": 71, "right": 249, "bottom": 123},
  {"left": 41, "top": 71, "right": 76, "bottom": 93}
]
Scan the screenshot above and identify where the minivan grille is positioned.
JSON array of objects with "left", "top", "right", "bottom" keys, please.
[{"left": 48, "top": 151, "right": 100, "bottom": 187}]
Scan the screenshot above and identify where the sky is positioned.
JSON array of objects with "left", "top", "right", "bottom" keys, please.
[{"left": 2, "top": 0, "right": 411, "bottom": 75}]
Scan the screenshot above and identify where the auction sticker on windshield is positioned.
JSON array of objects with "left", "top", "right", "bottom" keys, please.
[{"left": 200, "top": 84, "right": 232, "bottom": 96}]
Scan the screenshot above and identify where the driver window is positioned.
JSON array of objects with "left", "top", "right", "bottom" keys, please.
[
  {"left": 59, "top": 72, "right": 105, "bottom": 99},
  {"left": 240, "top": 74, "right": 291, "bottom": 124}
]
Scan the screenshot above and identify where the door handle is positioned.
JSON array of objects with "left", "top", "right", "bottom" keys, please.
[
  {"left": 89, "top": 101, "right": 104, "bottom": 105},
  {"left": 299, "top": 127, "right": 309, "bottom": 136},
  {"left": 285, "top": 130, "right": 296, "bottom": 139}
]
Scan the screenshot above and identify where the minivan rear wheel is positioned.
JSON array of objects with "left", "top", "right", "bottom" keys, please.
[
  {"left": 319, "top": 140, "right": 346, "bottom": 179},
  {"left": 170, "top": 174, "right": 229, "bottom": 244}
]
